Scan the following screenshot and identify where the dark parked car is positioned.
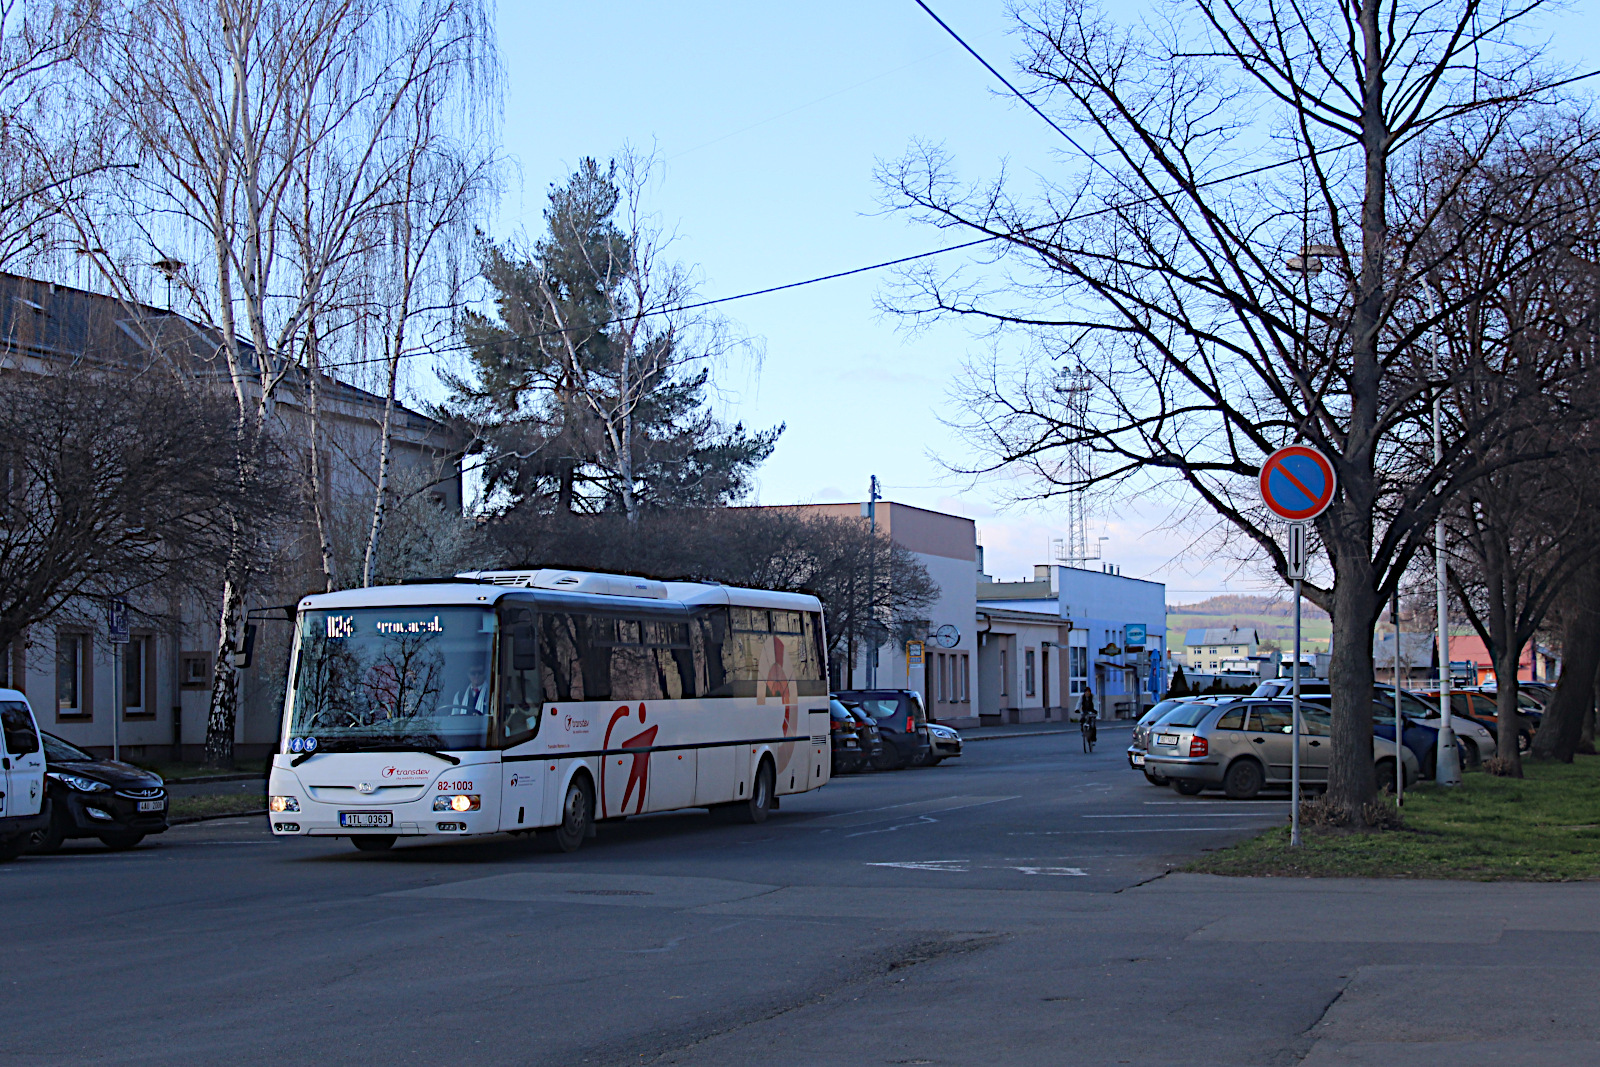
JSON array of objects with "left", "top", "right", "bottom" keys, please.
[
  {"left": 844, "top": 704, "right": 886, "bottom": 768},
  {"left": 829, "top": 699, "right": 869, "bottom": 775},
  {"left": 832, "top": 689, "right": 932, "bottom": 769},
  {"left": 29, "top": 733, "right": 169, "bottom": 852}
]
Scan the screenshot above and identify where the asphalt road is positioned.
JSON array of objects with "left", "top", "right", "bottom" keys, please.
[{"left": 6, "top": 730, "right": 1598, "bottom": 1066}]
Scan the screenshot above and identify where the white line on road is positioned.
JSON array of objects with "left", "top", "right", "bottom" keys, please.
[
  {"left": 1081, "top": 813, "right": 1277, "bottom": 819},
  {"left": 1011, "top": 827, "right": 1273, "bottom": 835},
  {"left": 864, "top": 861, "right": 1088, "bottom": 876}
]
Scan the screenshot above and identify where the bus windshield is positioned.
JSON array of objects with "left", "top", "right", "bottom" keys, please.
[{"left": 287, "top": 606, "right": 498, "bottom": 753}]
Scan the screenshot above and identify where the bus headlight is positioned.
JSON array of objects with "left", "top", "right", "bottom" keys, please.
[
  {"left": 269, "top": 796, "right": 300, "bottom": 813},
  {"left": 433, "top": 794, "right": 480, "bottom": 812}
]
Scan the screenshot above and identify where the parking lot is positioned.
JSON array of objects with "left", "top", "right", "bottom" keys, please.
[{"left": 6, "top": 726, "right": 1598, "bottom": 1066}]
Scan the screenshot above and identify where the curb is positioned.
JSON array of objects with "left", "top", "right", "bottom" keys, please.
[
  {"left": 164, "top": 773, "right": 268, "bottom": 785},
  {"left": 965, "top": 724, "right": 1134, "bottom": 743},
  {"left": 169, "top": 809, "right": 267, "bottom": 826}
]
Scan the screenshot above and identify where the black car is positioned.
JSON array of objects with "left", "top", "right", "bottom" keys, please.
[
  {"left": 828, "top": 699, "right": 869, "bottom": 775},
  {"left": 843, "top": 704, "right": 886, "bottom": 768},
  {"left": 831, "top": 690, "right": 933, "bottom": 769},
  {"left": 29, "top": 733, "right": 169, "bottom": 852}
]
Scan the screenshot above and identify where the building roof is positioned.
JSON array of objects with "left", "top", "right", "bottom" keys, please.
[
  {"left": 1184, "top": 626, "right": 1258, "bottom": 648},
  {"left": 1373, "top": 632, "right": 1435, "bottom": 669},
  {"left": 0, "top": 272, "right": 445, "bottom": 435}
]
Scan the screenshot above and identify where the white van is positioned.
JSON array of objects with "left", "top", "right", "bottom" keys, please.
[{"left": 0, "top": 689, "right": 46, "bottom": 860}]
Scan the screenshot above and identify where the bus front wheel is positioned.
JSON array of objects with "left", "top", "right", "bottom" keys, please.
[
  {"left": 554, "top": 775, "right": 594, "bottom": 853},
  {"left": 351, "top": 835, "right": 395, "bottom": 852}
]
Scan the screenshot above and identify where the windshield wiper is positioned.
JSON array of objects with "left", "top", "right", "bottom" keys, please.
[{"left": 291, "top": 741, "right": 461, "bottom": 767}]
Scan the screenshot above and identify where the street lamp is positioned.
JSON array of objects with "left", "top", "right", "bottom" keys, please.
[{"left": 1430, "top": 288, "right": 1462, "bottom": 786}]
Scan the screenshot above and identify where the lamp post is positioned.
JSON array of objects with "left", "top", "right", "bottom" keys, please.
[{"left": 1430, "top": 289, "right": 1462, "bottom": 785}]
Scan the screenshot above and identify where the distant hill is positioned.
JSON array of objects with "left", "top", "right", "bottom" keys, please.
[{"left": 1166, "top": 594, "right": 1330, "bottom": 650}]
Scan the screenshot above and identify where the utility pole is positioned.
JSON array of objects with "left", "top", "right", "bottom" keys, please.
[
  {"left": 866, "top": 475, "right": 880, "bottom": 688},
  {"left": 1431, "top": 289, "right": 1461, "bottom": 786}
]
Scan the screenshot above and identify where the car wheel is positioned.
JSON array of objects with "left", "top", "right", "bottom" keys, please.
[
  {"left": 0, "top": 833, "right": 27, "bottom": 862},
  {"left": 351, "top": 835, "right": 396, "bottom": 852},
  {"left": 872, "top": 746, "right": 901, "bottom": 771},
  {"left": 1172, "top": 780, "right": 1205, "bottom": 796},
  {"left": 28, "top": 801, "right": 70, "bottom": 855},
  {"left": 1143, "top": 771, "right": 1167, "bottom": 786},
  {"left": 1376, "top": 758, "right": 1400, "bottom": 794},
  {"left": 925, "top": 756, "right": 943, "bottom": 767},
  {"left": 98, "top": 831, "right": 145, "bottom": 851},
  {"left": 1222, "top": 759, "right": 1264, "bottom": 800},
  {"left": 1517, "top": 731, "right": 1532, "bottom": 755},
  {"left": 554, "top": 774, "right": 594, "bottom": 853},
  {"left": 1459, "top": 739, "right": 1480, "bottom": 767},
  {"left": 732, "top": 759, "right": 775, "bottom": 824}
]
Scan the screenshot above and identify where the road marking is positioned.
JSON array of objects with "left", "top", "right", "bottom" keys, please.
[
  {"left": 835, "top": 796, "right": 1020, "bottom": 837},
  {"left": 867, "top": 860, "right": 969, "bottom": 872},
  {"left": 1010, "top": 827, "right": 1270, "bottom": 835},
  {"left": 864, "top": 860, "right": 1087, "bottom": 876},
  {"left": 1082, "top": 813, "right": 1276, "bottom": 819}
]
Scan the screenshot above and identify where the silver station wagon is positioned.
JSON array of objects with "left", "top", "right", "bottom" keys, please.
[{"left": 1143, "top": 698, "right": 1418, "bottom": 799}]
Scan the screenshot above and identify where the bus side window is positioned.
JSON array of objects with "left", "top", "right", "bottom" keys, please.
[
  {"left": 696, "top": 608, "right": 731, "bottom": 697},
  {"left": 539, "top": 612, "right": 585, "bottom": 702}
]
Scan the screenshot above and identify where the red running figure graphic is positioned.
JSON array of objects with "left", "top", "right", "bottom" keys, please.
[{"left": 602, "top": 703, "right": 658, "bottom": 817}]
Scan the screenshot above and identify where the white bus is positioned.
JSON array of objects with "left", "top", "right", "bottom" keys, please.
[{"left": 268, "top": 570, "right": 831, "bottom": 852}]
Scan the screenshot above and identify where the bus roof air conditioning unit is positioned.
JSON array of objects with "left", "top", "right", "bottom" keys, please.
[{"left": 457, "top": 569, "right": 670, "bottom": 599}]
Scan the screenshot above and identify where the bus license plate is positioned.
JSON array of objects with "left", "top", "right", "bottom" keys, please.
[
  {"left": 137, "top": 800, "right": 164, "bottom": 812},
  {"left": 340, "top": 811, "right": 393, "bottom": 828}
]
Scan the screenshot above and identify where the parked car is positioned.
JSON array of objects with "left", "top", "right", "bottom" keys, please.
[
  {"left": 828, "top": 699, "right": 869, "bottom": 775},
  {"left": 0, "top": 691, "right": 48, "bottom": 861},
  {"left": 1370, "top": 686, "right": 1496, "bottom": 767},
  {"left": 1419, "top": 689, "right": 1536, "bottom": 754},
  {"left": 1146, "top": 698, "right": 1420, "bottom": 799},
  {"left": 1128, "top": 697, "right": 1219, "bottom": 784},
  {"left": 843, "top": 704, "right": 887, "bottom": 768},
  {"left": 926, "top": 723, "right": 963, "bottom": 765},
  {"left": 832, "top": 689, "right": 932, "bottom": 769},
  {"left": 28, "top": 732, "right": 168, "bottom": 852},
  {"left": 1248, "top": 678, "right": 1330, "bottom": 700}
]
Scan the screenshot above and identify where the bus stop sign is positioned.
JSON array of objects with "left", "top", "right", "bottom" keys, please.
[{"left": 1259, "top": 445, "right": 1336, "bottom": 522}]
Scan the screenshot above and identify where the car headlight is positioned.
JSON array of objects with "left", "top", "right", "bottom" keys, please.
[
  {"left": 433, "top": 794, "right": 480, "bottom": 812},
  {"left": 269, "top": 796, "right": 301, "bottom": 813},
  {"left": 49, "top": 772, "right": 110, "bottom": 793}
]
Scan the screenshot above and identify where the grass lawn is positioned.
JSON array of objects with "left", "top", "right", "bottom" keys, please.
[
  {"left": 169, "top": 794, "right": 267, "bottom": 822},
  {"left": 125, "top": 757, "right": 270, "bottom": 781},
  {"left": 1186, "top": 756, "right": 1600, "bottom": 881}
]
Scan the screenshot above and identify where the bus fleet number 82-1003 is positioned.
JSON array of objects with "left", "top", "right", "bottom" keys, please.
[{"left": 437, "top": 780, "right": 474, "bottom": 792}]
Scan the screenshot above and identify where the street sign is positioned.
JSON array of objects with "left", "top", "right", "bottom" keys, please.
[
  {"left": 107, "top": 600, "right": 130, "bottom": 644},
  {"left": 906, "top": 640, "right": 925, "bottom": 666},
  {"left": 1124, "top": 623, "right": 1147, "bottom": 649},
  {"left": 1285, "top": 522, "right": 1309, "bottom": 580},
  {"left": 1259, "top": 445, "right": 1336, "bottom": 521}
]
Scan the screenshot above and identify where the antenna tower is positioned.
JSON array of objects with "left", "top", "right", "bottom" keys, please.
[{"left": 1054, "top": 365, "right": 1094, "bottom": 568}]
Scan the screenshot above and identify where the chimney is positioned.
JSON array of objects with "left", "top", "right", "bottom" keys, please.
[{"left": 1034, "top": 565, "right": 1051, "bottom": 581}]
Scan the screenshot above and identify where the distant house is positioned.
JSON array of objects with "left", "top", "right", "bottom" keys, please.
[
  {"left": 1179, "top": 626, "right": 1259, "bottom": 673},
  {"left": 1372, "top": 632, "right": 1435, "bottom": 685},
  {"left": 1446, "top": 635, "right": 1558, "bottom": 685}
]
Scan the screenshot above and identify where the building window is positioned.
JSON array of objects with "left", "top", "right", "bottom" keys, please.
[
  {"left": 56, "top": 633, "right": 89, "bottom": 717},
  {"left": 959, "top": 653, "right": 970, "bottom": 702},
  {"left": 1025, "top": 650, "right": 1036, "bottom": 697},
  {"left": 122, "top": 635, "right": 154, "bottom": 717},
  {"left": 1000, "top": 650, "right": 1008, "bottom": 696},
  {"left": 181, "top": 653, "right": 211, "bottom": 689},
  {"left": 1069, "top": 645, "right": 1088, "bottom": 696}
]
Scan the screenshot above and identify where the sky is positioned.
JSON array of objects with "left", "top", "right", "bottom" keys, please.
[{"left": 480, "top": 0, "right": 1600, "bottom": 604}]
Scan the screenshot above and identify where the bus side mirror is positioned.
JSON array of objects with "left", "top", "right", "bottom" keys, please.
[{"left": 231, "top": 624, "right": 258, "bottom": 669}]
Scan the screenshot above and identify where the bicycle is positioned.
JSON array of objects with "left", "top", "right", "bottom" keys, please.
[{"left": 1081, "top": 714, "right": 1097, "bottom": 753}]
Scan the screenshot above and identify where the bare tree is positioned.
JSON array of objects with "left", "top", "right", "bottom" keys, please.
[
  {"left": 0, "top": 363, "right": 278, "bottom": 651},
  {"left": 883, "top": 0, "right": 1579, "bottom": 820},
  {"left": 64, "top": 0, "right": 496, "bottom": 765}
]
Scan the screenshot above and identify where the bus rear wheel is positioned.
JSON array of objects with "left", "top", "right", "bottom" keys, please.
[
  {"left": 554, "top": 775, "right": 594, "bottom": 853},
  {"left": 732, "top": 760, "right": 775, "bottom": 824}
]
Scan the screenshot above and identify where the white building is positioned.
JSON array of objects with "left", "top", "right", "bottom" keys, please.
[{"left": 1179, "top": 626, "right": 1260, "bottom": 673}]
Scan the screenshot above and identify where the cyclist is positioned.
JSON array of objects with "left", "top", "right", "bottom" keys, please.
[{"left": 1079, "top": 688, "right": 1098, "bottom": 752}]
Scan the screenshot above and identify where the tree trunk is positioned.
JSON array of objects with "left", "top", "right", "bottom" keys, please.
[
  {"left": 363, "top": 336, "right": 403, "bottom": 587},
  {"left": 1326, "top": 568, "right": 1379, "bottom": 820},
  {"left": 203, "top": 576, "right": 243, "bottom": 768},
  {"left": 1492, "top": 639, "right": 1525, "bottom": 777},
  {"left": 306, "top": 327, "right": 337, "bottom": 592},
  {"left": 1531, "top": 560, "right": 1600, "bottom": 762},
  {"left": 1582, "top": 675, "right": 1597, "bottom": 755}
]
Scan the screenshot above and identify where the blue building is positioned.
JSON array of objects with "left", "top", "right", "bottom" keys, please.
[{"left": 976, "top": 558, "right": 1167, "bottom": 723}]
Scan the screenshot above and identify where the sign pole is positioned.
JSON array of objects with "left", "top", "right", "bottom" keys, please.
[
  {"left": 112, "top": 641, "right": 120, "bottom": 763},
  {"left": 1291, "top": 570, "right": 1302, "bottom": 847},
  {"left": 1393, "top": 593, "right": 1404, "bottom": 804}
]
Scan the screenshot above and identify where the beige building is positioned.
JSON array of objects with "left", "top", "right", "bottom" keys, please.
[
  {"left": 0, "top": 273, "right": 461, "bottom": 761},
  {"left": 1179, "top": 626, "right": 1260, "bottom": 673}
]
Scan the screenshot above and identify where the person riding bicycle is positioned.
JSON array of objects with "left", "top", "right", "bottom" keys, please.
[{"left": 1079, "top": 689, "right": 1098, "bottom": 749}]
